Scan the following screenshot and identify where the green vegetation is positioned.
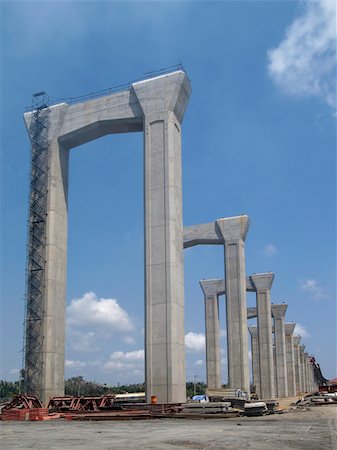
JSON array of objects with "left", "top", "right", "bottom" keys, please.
[
  {"left": 0, "top": 380, "right": 21, "bottom": 401},
  {"left": 0, "top": 377, "right": 207, "bottom": 401},
  {"left": 65, "top": 376, "right": 145, "bottom": 396},
  {"left": 186, "top": 381, "right": 207, "bottom": 399}
]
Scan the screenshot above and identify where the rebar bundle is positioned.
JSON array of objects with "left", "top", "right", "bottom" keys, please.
[{"left": 23, "top": 92, "right": 50, "bottom": 396}]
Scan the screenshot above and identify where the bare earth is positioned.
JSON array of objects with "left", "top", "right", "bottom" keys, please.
[{"left": 1, "top": 405, "right": 336, "bottom": 450}]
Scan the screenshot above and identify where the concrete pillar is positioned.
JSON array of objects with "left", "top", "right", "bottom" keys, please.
[
  {"left": 293, "top": 336, "right": 302, "bottom": 394},
  {"left": 216, "top": 216, "right": 250, "bottom": 394},
  {"left": 199, "top": 279, "right": 222, "bottom": 390},
  {"left": 304, "top": 352, "right": 309, "bottom": 393},
  {"left": 24, "top": 106, "right": 70, "bottom": 404},
  {"left": 251, "top": 273, "right": 275, "bottom": 399},
  {"left": 248, "top": 326, "right": 260, "bottom": 398},
  {"left": 309, "top": 359, "right": 314, "bottom": 392},
  {"left": 273, "top": 345, "right": 277, "bottom": 396},
  {"left": 24, "top": 70, "right": 191, "bottom": 404},
  {"left": 133, "top": 73, "right": 191, "bottom": 403},
  {"left": 285, "top": 323, "right": 297, "bottom": 397},
  {"left": 272, "top": 304, "right": 288, "bottom": 398},
  {"left": 299, "top": 345, "right": 306, "bottom": 393}
]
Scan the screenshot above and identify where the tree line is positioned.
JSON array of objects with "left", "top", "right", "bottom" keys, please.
[{"left": 0, "top": 377, "right": 206, "bottom": 402}]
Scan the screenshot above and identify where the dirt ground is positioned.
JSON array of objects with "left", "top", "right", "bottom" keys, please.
[{"left": 1, "top": 405, "right": 336, "bottom": 450}]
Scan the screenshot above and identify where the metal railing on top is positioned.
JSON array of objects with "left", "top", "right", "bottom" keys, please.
[{"left": 26, "top": 63, "right": 187, "bottom": 111}]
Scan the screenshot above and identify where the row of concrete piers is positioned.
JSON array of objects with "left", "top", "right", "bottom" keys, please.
[
  {"left": 185, "top": 216, "right": 317, "bottom": 400},
  {"left": 24, "top": 70, "right": 319, "bottom": 404}
]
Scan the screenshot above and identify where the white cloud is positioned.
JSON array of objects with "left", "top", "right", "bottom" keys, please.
[
  {"left": 67, "top": 292, "right": 133, "bottom": 331},
  {"left": 65, "top": 359, "right": 87, "bottom": 369},
  {"left": 104, "top": 350, "right": 144, "bottom": 372},
  {"left": 0, "top": 368, "right": 20, "bottom": 375},
  {"left": 124, "top": 336, "right": 137, "bottom": 345},
  {"left": 185, "top": 332, "right": 205, "bottom": 352},
  {"left": 294, "top": 323, "right": 310, "bottom": 338},
  {"left": 195, "top": 359, "right": 203, "bottom": 366},
  {"left": 263, "top": 244, "right": 277, "bottom": 257},
  {"left": 110, "top": 350, "right": 144, "bottom": 362},
  {"left": 300, "top": 279, "right": 326, "bottom": 299},
  {"left": 68, "top": 330, "right": 100, "bottom": 353},
  {"left": 267, "top": 0, "right": 336, "bottom": 108}
]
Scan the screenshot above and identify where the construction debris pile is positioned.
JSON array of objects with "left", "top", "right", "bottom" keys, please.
[
  {"left": 292, "top": 391, "right": 337, "bottom": 407},
  {"left": 1, "top": 394, "right": 48, "bottom": 421},
  {"left": 0, "top": 393, "right": 286, "bottom": 421}
]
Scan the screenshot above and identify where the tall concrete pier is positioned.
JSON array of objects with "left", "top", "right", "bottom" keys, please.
[
  {"left": 24, "top": 70, "right": 191, "bottom": 404},
  {"left": 303, "top": 352, "right": 309, "bottom": 393},
  {"left": 248, "top": 325, "right": 260, "bottom": 397},
  {"left": 285, "top": 323, "right": 297, "bottom": 396},
  {"left": 184, "top": 216, "right": 250, "bottom": 394},
  {"left": 272, "top": 304, "right": 288, "bottom": 398},
  {"left": 199, "top": 279, "right": 222, "bottom": 389},
  {"left": 299, "top": 345, "right": 306, "bottom": 392},
  {"left": 293, "top": 336, "right": 302, "bottom": 394},
  {"left": 217, "top": 217, "right": 250, "bottom": 394},
  {"left": 250, "top": 273, "right": 275, "bottom": 399}
]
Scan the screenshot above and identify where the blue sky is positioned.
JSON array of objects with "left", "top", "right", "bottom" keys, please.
[{"left": 1, "top": 0, "right": 336, "bottom": 385}]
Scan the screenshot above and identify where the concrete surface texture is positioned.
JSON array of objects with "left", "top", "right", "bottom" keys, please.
[
  {"left": 217, "top": 216, "right": 250, "bottom": 395},
  {"left": 285, "top": 323, "right": 297, "bottom": 396},
  {"left": 184, "top": 216, "right": 250, "bottom": 394},
  {"left": 293, "top": 335, "right": 303, "bottom": 394},
  {"left": 248, "top": 325, "right": 260, "bottom": 397},
  {"left": 299, "top": 345, "right": 306, "bottom": 393},
  {"left": 198, "top": 274, "right": 260, "bottom": 390},
  {"left": 2, "top": 406, "right": 336, "bottom": 450},
  {"left": 199, "top": 275, "right": 281, "bottom": 399},
  {"left": 24, "top": 70, "right": 191, "bottom": 404},
  {"left": 199, "top": 280, "right": 222, "bottom": 389},
  {"left": 303, "top": 352, "right": 309, "bottom": 392},
  {"left": 251, "top": 273, "right": 275, "bottom": 400},
  {"left": 272, "top": 304, "right": 288, "bottom": 398}
]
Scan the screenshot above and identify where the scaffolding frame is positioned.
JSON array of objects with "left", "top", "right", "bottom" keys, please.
[{"left": 23, "top": 92, "right": 50, "bottom": 396}]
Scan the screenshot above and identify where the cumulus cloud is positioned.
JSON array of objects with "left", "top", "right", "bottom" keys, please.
[
  {"left": 220, "top": 329, "right": 227, "bottom": 338},
  {"left": 124, "top": 336, "right": 137, "bottom": 345},
  {"left": 67, "top": 330, "right": 100, "bottom": 353},
  {"left": 294, "top": 323, "right": 310, "bottom": 338},
  {"left": 110, "top": 350, "right": 144, "bottom": 361},
  {"left": 104, "top": 350, "right": 144, "bottom": 372},
  {"left": 267, "top": 0, "right": 336, "bottom": 108},
  {"left": 67, "top": 292, "right": 132, "bottom": 331},
  {"left": 300, "top": 279, "right": 326, "bottom": 299},
  {"left": 263, "top": 244, "right": 277, "bottom": 257},
  {"left": 65, "top": 359, "right": 87, "bottom": 369},
  {"left": 185, "top": 332, "right": 205, "bottom": 352},
  {"left": 194, "top": 359, "right": 203, "bottom": 366}
]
